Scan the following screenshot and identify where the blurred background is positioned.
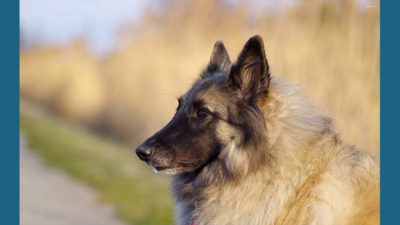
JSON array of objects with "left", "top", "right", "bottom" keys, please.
[{"left": 20, "top": 0, "right": 380, "bottom": 224}]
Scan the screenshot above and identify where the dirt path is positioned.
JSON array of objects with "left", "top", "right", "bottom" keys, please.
[{"left": 20, "top": 134, "right": 129, "bottom": 225}]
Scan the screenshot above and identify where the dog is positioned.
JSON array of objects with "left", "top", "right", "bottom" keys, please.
[{"left": 136, "top": 35, "right": 380, "bottom": 225}]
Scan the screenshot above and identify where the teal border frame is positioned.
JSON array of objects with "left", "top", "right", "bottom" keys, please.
[
  {"left": 381, "top": 0, "right": 398, "bottom": 224},
  {"left": 0, "top": 0, "right": 19, "bottom": 223}
]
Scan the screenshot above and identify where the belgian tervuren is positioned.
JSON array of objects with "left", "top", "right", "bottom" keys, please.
[{"left": 136, "top": 35, "right": 380, "bottom": 225}]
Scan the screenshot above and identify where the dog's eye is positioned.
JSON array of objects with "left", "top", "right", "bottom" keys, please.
[{"left": 197, "top": 108, "right": 208, "bottom": 118}]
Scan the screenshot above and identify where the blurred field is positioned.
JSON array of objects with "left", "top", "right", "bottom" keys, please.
[
  {"left": 20, "top": 0, "right": 380, "bottom": 155},
  {"left": 20, "top": 101, "right": 174, "bottom": 225}
]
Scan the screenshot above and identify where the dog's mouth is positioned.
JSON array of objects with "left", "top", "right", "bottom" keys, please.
[
  {"left": 152, "top": 165, "right": 179, "bottom": 175},
  {"left": 150, "top": 158, "right": 203, "bottom": 175},
  {"left": 154, "top": 165, "right": 175, "bottom": 171},
  {"left": 148, "top": 156, "right": 202, "bottom": 172}
]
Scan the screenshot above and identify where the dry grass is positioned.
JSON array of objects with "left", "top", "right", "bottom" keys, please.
[{"left": 20, "top": 0, "right": 380, "bottom": 155}]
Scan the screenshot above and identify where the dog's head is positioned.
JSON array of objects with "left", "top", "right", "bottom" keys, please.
[{"left": 136, "top": 35, "right": 270, "bottom": 175}]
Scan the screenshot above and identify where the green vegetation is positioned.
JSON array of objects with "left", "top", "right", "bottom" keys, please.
[{"left": 20, "top": 103, "right": 174, "bottom": 225}]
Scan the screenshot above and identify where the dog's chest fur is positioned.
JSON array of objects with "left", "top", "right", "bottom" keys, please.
[{"left": 175, "top": 172, "right": 299, "bottom": 225}]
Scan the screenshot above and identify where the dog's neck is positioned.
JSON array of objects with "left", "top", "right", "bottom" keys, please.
[{"left": 260, "top": 76, "right": 334, "bottom": 152}]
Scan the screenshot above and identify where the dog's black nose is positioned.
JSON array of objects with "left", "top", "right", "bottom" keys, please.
[{"left": 136, "top": 144, "right": 153, "bottom": 161}]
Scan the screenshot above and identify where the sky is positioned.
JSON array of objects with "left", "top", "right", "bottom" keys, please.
[{"left": 20, "top": 0, "right": 150, "bottom": 58}]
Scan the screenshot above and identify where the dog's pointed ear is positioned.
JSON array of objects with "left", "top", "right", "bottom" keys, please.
[
  {"left": 209, "top": 40, "right": 231, "bottom": 72},
  {"left": 228, "top": 35, "right": 270, "bottom": 102}
]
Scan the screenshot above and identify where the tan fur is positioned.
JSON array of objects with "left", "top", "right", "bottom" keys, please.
[{"left": 176, "top": 77, "right": 380, "bottom": 225}]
